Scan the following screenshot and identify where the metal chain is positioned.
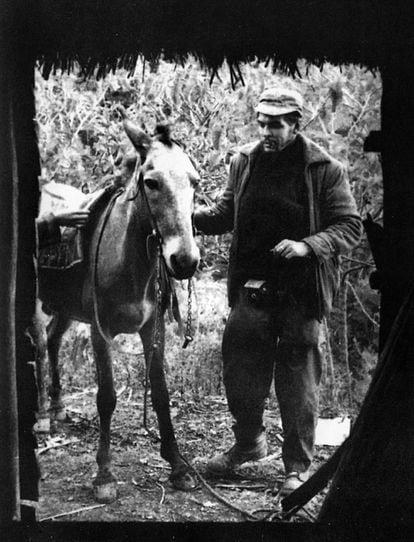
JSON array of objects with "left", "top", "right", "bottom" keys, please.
[{"left": 182, "top": 278, "right": 193, "bottom": 348}]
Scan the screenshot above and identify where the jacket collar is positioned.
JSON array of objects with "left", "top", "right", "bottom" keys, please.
[{"left": 238, "top": 133, "right": 331, "bottom": 166}]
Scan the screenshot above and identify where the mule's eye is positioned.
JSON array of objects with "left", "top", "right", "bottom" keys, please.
[{"left": 144, "top": 178, "right": 160, "bottom": 191}]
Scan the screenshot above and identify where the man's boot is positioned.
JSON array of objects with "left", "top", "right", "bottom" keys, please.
[
  {"left": 206, "top": 427, "right": 268, "bottom": 476},
  {"left": 278, "top": 469, "right": 310, "bottom": 496}
]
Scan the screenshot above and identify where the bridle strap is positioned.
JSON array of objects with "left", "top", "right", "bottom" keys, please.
[
  {"left": 135, "top": 166, "right": 195, "bottom": 349},
  {"left": 137, "top": 170, "right": 164, "bottom": 250}
]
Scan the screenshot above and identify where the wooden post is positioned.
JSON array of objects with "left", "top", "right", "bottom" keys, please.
[
  {"left": 0, "top": 46, "right": 21, "bottom": 525},
  {"left": 378, "top": 66, "right": 414, "bottom": 347},
  {"left": 0, "top": 1, "right": 40, "bottom": 522},
  {"left": 317, "top": 61, "right": 414, "bottom": 532}
]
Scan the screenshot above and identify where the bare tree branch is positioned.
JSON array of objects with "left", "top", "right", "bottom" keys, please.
[{"left": 346, "top": 279, "right": 379, "bottom": 327}]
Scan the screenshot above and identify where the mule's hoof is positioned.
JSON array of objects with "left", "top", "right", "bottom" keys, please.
[
  {"left": 93, "top": 480, "right": 118, "bottom": 503},
  {"left": 50, "top": 406, "right": 67, "bottom": 422},
  {"left": 93, "top": 473, "right": 118, "bottom": 503},
  {"left": 170, "top": 467, "right": 197, "bottom": 491},
  {"left": 54, "top": 408, "right": 67, "bottom": 422},
  {"left": 34, "top": 416, "right": 50, "bottom": 433}
]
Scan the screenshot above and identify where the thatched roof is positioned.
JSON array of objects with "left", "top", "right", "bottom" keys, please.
[{"left": 11, "top": 1, "right": 414, "bottom": 79}]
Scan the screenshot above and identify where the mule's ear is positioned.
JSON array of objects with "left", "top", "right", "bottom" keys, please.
[
  {"left": 117, "top": 107, "right": 152, "bottom": 161},
  {"left": 124, "top": 120, "right": 151, "bottom": 161}
]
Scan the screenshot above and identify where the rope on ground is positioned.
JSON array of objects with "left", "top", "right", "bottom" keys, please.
[
  {"left": 40, "top": 503, "right": 106, "bottom": 521},
  {"left": 155, "top": 481, "right": 166, "bottom": 505},
  {"left": 179, "top": 454, "right": 276, "bottom": 521}
]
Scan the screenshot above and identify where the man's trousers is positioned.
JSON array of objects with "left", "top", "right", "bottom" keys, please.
[{"left": 222, "top": 289, "right": 322, "bottom": 473}]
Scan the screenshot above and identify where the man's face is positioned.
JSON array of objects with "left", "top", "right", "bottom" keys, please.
[{"left": 257, "top": 113, "right": 296, "bottom": 153}]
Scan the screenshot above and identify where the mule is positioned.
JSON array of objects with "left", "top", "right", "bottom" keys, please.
[{"left": 36, "top": 118, "right": 200, "bottom": 503}]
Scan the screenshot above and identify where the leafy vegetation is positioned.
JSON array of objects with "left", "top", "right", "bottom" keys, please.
[{"left": 35, "top": 59, "right": 382, "bottom": 416}]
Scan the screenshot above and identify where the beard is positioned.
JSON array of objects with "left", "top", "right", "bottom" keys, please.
[
  {"left": 262, "top": 139, "right": 280, "bottom": 152},
  {"left": 262, "top": 134, "right": 296, "bottom": 153}
]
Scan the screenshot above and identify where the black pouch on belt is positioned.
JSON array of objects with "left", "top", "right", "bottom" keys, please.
[{"left": 243, "top": 279, "right": 286, "bottom": 308}]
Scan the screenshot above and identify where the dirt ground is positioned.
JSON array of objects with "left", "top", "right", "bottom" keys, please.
[{"left": 35, "top": 389, "right": 333, "bottom": 525}]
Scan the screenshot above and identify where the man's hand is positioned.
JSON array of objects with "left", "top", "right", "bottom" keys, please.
[
  {"left": 55, "top": 210, "right": 90, "bottom": 229},
  {"left": 271, "top": 239, "right": 311, "bottom": 259}
]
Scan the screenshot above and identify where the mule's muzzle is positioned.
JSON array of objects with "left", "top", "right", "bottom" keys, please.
[{"left": 169, "top": 252, "right": 199, "bottom": 280}]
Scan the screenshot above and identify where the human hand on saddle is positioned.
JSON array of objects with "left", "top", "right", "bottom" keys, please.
[
  {"left": 53, "top": 210, "right": 90, "bottom": 229},
  {"left": 271, "top": 239, "right": 312, "bottom": 259}
]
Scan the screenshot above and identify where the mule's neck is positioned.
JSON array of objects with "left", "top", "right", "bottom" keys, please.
[{"left": 124, "top": 183, "right": 159, "bottom": 266}]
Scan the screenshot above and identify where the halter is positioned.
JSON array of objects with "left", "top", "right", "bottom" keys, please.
[
  {"left": 91, "top": 158, "right": 195, "bottom": 350},
  {"left": 133, "top": 163, "right": 194, "bottom": 348},
  {"left": 91, "top": 154, "right": 196, "bottom": 440},
  {"left": 138, "top": 172, "right": 165, "bottom": 252},
  {"left": 130, "top": 161, "right": 195, "bottom": 437}
]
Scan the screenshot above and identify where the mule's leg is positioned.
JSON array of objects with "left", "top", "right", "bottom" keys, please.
[
  {"left": 32, "top": 300, "right": 50, "bottom": 433},
  {"left": 140, "top": 317, "right": 196, "bottom": 491},
  {"left": 90, "top": 324, "right": 118, "bottom": 503},
  {"left": 47, "top": 313, "right": 71, "bottom": 421}
]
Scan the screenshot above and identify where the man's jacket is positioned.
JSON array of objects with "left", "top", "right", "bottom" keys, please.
[{"left": 194, "top": 133, "right": 363, "bottom": 318}]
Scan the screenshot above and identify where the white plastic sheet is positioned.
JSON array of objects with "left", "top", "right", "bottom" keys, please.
[{"left": 315, "top": 417, "right": 351, "bottom": 446}]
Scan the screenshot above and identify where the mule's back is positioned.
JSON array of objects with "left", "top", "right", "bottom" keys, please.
[{"left": 37, "top": 183, "right": 120, "bottom": 320}]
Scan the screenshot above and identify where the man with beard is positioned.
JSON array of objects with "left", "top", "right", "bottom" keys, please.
[{"left": 194, "top": 86, "right": 362, "bottom": 495}]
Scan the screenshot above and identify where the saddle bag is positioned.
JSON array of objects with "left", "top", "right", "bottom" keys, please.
[
  {"left": 37, "top": 182, "right": 117, "bottom": 271},
  {"left": 38, "top": 228, "right": 84, "bottom": 270}
]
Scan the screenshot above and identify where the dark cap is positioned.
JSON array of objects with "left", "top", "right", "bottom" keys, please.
[{"left": 256, "top": 87, "right": 303, "bottom": 117}]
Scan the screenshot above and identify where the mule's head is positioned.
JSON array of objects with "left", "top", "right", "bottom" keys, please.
[{"left": 123, "top": 118, "right": 200, "bottom": 280}]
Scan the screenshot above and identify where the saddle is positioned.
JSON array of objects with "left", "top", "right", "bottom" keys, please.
[{"left": 37, "top": 181, "right": 118, "bottom": 271}]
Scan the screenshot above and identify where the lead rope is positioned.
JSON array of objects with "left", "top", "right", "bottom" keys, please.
[
  {"left": 182, "top": 278, "right": 193, "bottom": 348},
  {"left": 143, "top": 238, "right": 163, "bottom": 441}
]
